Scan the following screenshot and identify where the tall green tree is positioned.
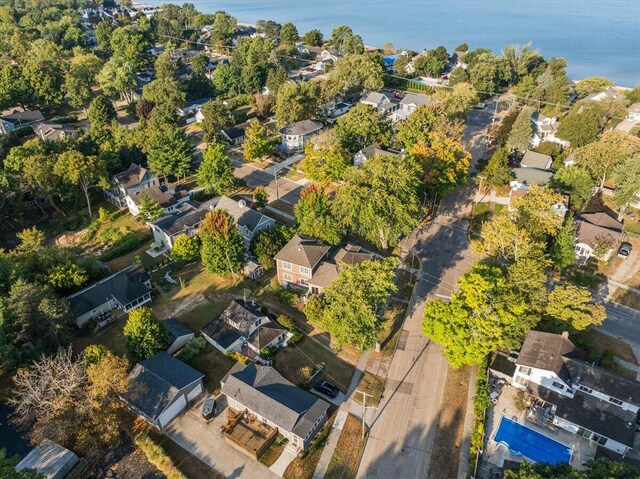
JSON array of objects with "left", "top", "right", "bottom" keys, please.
[
  {"left": 333, "top": 154, "right": 422, "bottom": 249},
  {"left": 333, "top": 104, "right": 393, "bottom": 153},
  {"left": 613, "top": 153, "right": 640, "bottom": 210},
  {"left": 198, "top": 143, "right": 236, "bottom": 194},
  {"left": 54, "top": 150, "right": 107, "bottom": 218},
  {"left": 243, "top": 120, "right": 274, "bottom": 160},
  {"left": 294, "top": 184, "right": 343, "bottom": 245},
  {"left": 551, "top": 166, "right": 594, "bottom": 210},
  {"left": 575, "top": 77, "right": 615, "bottom": 98},
  {"left": 396, "top": 104, "right": 462, "bottom": 149},
  {"left": 481, "top": 147, "right": 513, "bottom": 188},
  {"left": 145, "top": 127, "right": 194, "bottom": 181},
  {"left": 329, "top": 53, "right": 384, "bottom": 96},
  {"left": 123, "top": 307, "right": 170, "bottom": 360},
  {"left": 0, "top": 63, "right": 33, "bottom": 109},
  {"left": 556, "top": 102, "right": 605, "bottom": 147},
  {"left": 507, "top": 106, "right": 534, "bottom": 152},
  {"left": 422, "top": 263, "right": 533, "bottom": 368},
  {"left": 320, "top": 259, "right": 396, "bottom": 350},
  {"left": 274, "top": 81, "right": 322, "bottom": 128},
  {"left": 199, "top": 209, "right": 245, "bottom": 274},
  {"left": 171, "top": 234, "right": 200, "bottom": 261},
  {"left": 200, "top": 100, "right": 231, "bottom": 142},
  {"left": 302, "top": 29, "right": 323, "bottom": 47},
  {"left": 97, "top": 57, "right": 137, "bottom": 104},
  {"left": 88, "top": 95, "right": 117, "bottom": 132},
  {"left": 302, "top": 131, "right": 350, "bottom": 183},
  {"left": 550, "top": 219, "right": 577, "bottom": 271},
  {"left": 211, "top": 11, "right": 237, "bottom": 46},
  {"left": 22, "top": 39, "right": 66, "bottom": 104},
  {"left": 280, "top": 22, "right": 298, "bottom": 43},
  {"left": 137, "top": 193, "right": 164, "bottom": 221},
  {"left": 249, "top": 225, "right": 293, "bottom": 269},
  {"left": 504, "top": 458, "right": 639, "bottom": 479},
  {"left": 64, "top": 52, "right": 102, "bottom": 113},
  {"left": 545, "top": 284, "right": 606, "bottom": 331}
]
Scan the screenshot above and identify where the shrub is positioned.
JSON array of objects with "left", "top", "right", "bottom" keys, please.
[
  {"left": 259, "top": 345, "right": 279, "bottom": 359},
  {"left": 273, "top": 285, "right": 296, "bottom": 306},
  {"left": 99, "top": 233, "right": 150, "bottom": 261},
  {"left": 135, "top": 433, "right": 187, "bottom": 479},
  {"left": 299, "top": 366, "right": 313, "bottom": 382},
  {"left": 176, "top": 336, "right": 207, "bottom": 362},
  {"left": 599, "top": 349, "right": 614, "bottom": 369},
  {"left": 469, "top": 360, "right": 490, "bottom": 458},
  {"left": 276, "top": 315, "right": 303, "bottom": 344},
  {"left": 227, "top": 351, "right": 250, "bottom": 364}
]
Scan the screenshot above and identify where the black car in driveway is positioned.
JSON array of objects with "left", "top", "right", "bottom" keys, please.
[{"left": 313, "top": 380, "right": 339, "bottom": 399}]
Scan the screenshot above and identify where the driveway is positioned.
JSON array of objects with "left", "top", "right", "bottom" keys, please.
[
  {"left": 166, "top": 395, "right": 278, "bottom": 479},
  {"left": 233, "top": 160, "right": 306, "bottom": 205}
]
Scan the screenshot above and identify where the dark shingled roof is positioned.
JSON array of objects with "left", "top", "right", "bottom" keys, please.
[
  {"left": 248, "top": 321, "right": 285, "bottom": 350},
  {"left": 279, "top": 119, "right": 323, "bottom": 137},
  {"left": 1, "top": 108, "right": 44, "bottom": 124},
  {"left": 565, "top": 359, "right": 640, "bottom": 408},
  {"left": 517, "top": 331, "right": 579, "bottom": 383},
  {"left": 67, "top": 266, "right": 150, "bottom": 316},
  {"left": 528, "top": 383, "right": 637, "bottom": 447},
  {"left": 356, "top": 143, "right": 403, "bottom": 162},
  {"left": 489, "top": 352, "right": 517, "bottom": 378},
  {"left": 164, "top": 318, "right": 193, "bottom": 342},
  {"left": 274, "top": 235, "right": 330, "bottom": 269},
  {"left": 222, "top": 122, "right": 250, "bottom": 140},
  {"left": 113, "top": 163, "right": 156, "bottom": 190},
  {"left": 125, "top": 352, "right": 203, "bottom": 421},
  {"left": 222, "top": 363, "right": 329, "bottom": 439},
  {"left": 202, "top": 299, "right": 266, "bottom": 347},
  {"left": 152, "top": 198, "right": 217, "bottom": 236},
  {"left": 202, "top": 319, "right": 243, "bottom": 349},
  {"left": 129, "top": 185, "right": 175, "bottom": 207}
]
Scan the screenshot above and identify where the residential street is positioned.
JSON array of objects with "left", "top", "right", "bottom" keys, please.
[
  {"left": 599, "top": 300, "right": 640, "bottom": 349},
  {"left": 356, "top": 102, "right": 493, "bottom": 479},
  {"left": 232, "top": 159, "right": 307, "bottom": 205}
]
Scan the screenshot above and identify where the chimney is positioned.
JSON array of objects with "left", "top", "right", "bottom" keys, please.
[{"left": 561, "top": 331, "right": 569, "bottom": 339}]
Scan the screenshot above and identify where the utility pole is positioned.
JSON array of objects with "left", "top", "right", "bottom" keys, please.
[
  {"left": 273, "top": 166, "right": 280, "bottom": 200},
  {"left": 355, "top": 389, "right": 374, "bottom": 439}
]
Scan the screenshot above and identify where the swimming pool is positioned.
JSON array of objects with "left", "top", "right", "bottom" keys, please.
[{"left": 494, "top": 417, "right": 572, "bottom": 465}]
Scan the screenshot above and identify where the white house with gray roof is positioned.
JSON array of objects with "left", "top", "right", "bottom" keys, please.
[
  {"left": 67, "top": 266, "right": 152, "bottom": 327},
  {"left": 222, "top": 362, "right": 330, "bottom": 451},
  {"left": 201, "top": 299, "right": 288, "bottom": 358},
  {"left": 104, "top": 163, "right": 160, "bottom": 209},
  {"left": 512, "top": 331, "right": 640, "bottom": 455},
  {"left": 353, "top": 143, "right": 404, "bottom": 166},
  {"left": 392, "top": 93, "right": 440, "bottom": 122},
  {"left": 214, "top": 195, "right": 276, "bottom": 248},
  {"left": 280, "top": 119, "right": 323, "bottom": 154}
]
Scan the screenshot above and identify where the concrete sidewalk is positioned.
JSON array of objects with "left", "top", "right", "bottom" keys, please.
[{"left": 270, "top": 447, "right": 297, "bottom": 477}]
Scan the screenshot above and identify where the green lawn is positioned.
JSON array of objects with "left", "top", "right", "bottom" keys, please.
[
  {"left": 273, "top": 336, "right": 356, "bottom": 391},
  {"left": 470, "top": 202, "right": 491, "bottom": 236},
  {"left": 72, "top": 318, "right": 130, "bottom": 359},
  {"left": 185, "top": 342, "right": 236, "bottom": 394},
  {"left": 259, "top": 434, "right": 288, "bottom": 467}
]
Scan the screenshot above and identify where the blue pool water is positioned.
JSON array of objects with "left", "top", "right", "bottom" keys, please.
[{"left": 494, "top": 417, "right": 572, "bottom": 465}]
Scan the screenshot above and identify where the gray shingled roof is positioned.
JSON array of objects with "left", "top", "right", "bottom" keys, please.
[
  {"left": 204, "top": 299, "right": 266, "bottom": 338},
  {"left": 357, "top": 143, "right": 403, "bottom": 161},
  {"left": 360, "top": 91, "right": 387, "bottom": 105},
  {"left": 521, "top": 150, "right": 552, "bottom": 170},
  {"left": 517, "top": 331, "right": 579, "bottom": 382},
  {"left": 222, "top": 363, "right": 329, "bottom": 438},
  {"left": 164, "top": 318, "right": 193, "bottom": 342},
  {"left": 528, "top": 382, "right": 637, "bottom": 447},
  {"left": 152, "top": 198, "right": 216, "bottom": 235},
  {"left": 400, "top": 93, "right": 435, "bottom": 107},
  {"left": 67, "top": 266, "right": 150, "bottom": 316},
  {"left": 125, "top": 352, "right": 204, "bottom": 421},
  {"left": 33, "top": 121, "right": 78, "bottom": 141},
  {"left": 274, "top": 235, "right": 330, "bottom": 269},
  {"left": 222, "top": 122, "right": 249, "bottom": 140},
  {"left": 279, "top": 119, "right": 323, "bottom": 137},
  {"left": 215, "top": 195, "right": 272, "bottom": 233},
  {"left": 513, "top": 168, "right": 553, "bottom": 186},
  {"left": 113, "top": 163, "right": 155, "bottom": 190},
  {"left": 1, "top": 108, "right": 44, "bottom": 124},
  {"left": 576, "top": 212, "right": 624, "bottom": 249},
  {"left": 129, "top": 185, "right": 176, "bottom": 207},
  {"left": 248, "top": 321, "right": 285, "bottom": 350}
]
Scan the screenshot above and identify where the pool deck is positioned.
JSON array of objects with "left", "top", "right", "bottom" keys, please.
[{"left": 484, "top": 387, "right": 597, "bottom": 470}]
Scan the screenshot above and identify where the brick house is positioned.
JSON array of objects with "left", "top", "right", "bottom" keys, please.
[{"left": 274, "top": 235, "right": 373, "bottom": 294}]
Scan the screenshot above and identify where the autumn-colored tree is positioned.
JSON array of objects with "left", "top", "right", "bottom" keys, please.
[
  {"left": 243, "top": 119, "right": 274, "bottom": 160},
  {"left": 302, "top": 131, "right": 350, "bottom": 183},
  {"left": 545, "top": 284, "right": 606, "bottom": 331},
  {"left": 199, "top": 209, "right": 245, "bottom": 274}
]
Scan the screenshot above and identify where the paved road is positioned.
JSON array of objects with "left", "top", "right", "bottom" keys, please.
[
  {"left": 599, "top": 300, "right": 640, "bottom": 349},
  {"left": 356, "top": 213, "right": 479, "bottom": 479},
  {"left": 356, "top": 100, "right": 494, "bottom": 479}
]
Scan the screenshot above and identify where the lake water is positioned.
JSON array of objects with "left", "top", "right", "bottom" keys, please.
[{"left": 147, "top": 0, "right": 640, "bottom": 86}]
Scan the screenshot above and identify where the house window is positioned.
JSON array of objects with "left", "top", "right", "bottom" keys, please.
[
  {"left": 514, "top": 376, "right": 528, "bottom": 386},
  {"left": 552, "top": 381, "right": 564, "bottom": 390},
  {"left": 300, "top": 266, "right": 311, "bottom": 276},
  {"left": 577, "top": 427, "right": 592, "bottom": 438},
  {"left": 300, "top": 279, "right": 309, "bottom": 286},
  {"left": 609, "top": 397, "right": 623, "bottom": 406},
  {"left": 282, "top": 261, "right": 292, "bottom": 270},
  {"left": 592, "top": 434, "right": 607, "bottom": 445},
  {"left": 578, "top": 385, "right": 593, "bottom": 394},
  {"left": 518, "top": 366, "right": 532, "bottom": 376},
  {"left": 283, "top": 273, "right": 293, "bottom": 282}
]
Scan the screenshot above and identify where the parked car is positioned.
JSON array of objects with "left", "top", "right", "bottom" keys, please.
[
  {"left": 618, "top": 242, "right": 632, "bottom": 259},
  {"left": 202, "top": 398, "right": 218, "bottom": 422},
  {"left": 313, "top": 380, "right": 339, "bottom": 399}
]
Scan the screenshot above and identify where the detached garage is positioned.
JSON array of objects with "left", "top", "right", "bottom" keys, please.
[{"left": 124, "top": 352, "right": 204, "bottom": 430}]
